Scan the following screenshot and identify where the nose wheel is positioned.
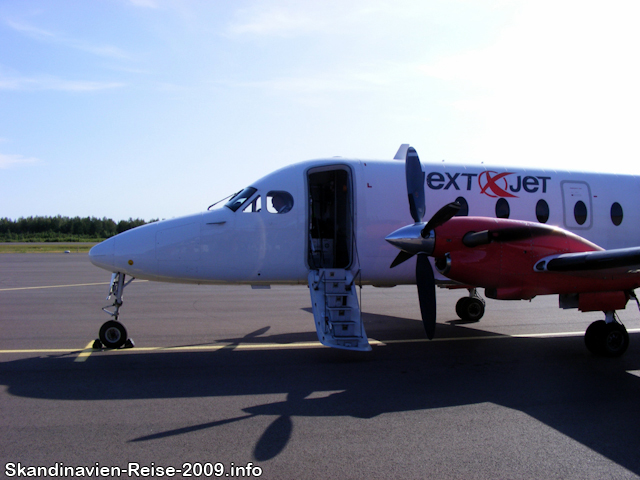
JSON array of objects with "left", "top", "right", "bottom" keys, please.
[
  {"left": 94, "top": 272, "right": 135, "bottom": 350},
  {"left": 95, "top": 320, "right": 132, "bottom": 349}
]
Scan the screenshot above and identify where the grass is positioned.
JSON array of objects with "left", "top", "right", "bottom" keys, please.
[{"left": 0, "top": 243, "right": 97, "bottom": 254}]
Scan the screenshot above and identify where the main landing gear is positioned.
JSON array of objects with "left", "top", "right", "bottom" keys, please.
[
  {"left": 584, "top": 292, "right": 640, "bottom": 357},
  {"left": 455, "top": 288, "right": 485, "bottom": 322},
  {"left": 92, "top": 272, "right": 135, "bottom": 350},
  {"left": 584, "top": 311, "right": 629, "bottom": 357}
]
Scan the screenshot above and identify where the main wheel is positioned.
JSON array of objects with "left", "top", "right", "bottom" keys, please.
[
  {"left": 585, "top": 320, "right": 606, "bottom": 355},
  {"left": 99, "top": 320, "right": 127, "bottom": 349},
  {"left": 602, "top": 322, "right": 629, "bottom": 357},
  {"left": 456, "top": 297, "right": 485, "bottom": 322}
]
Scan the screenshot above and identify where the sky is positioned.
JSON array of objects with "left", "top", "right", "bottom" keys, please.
[{"left": 1, "top": 0, "right": 640, "bottom": 221}]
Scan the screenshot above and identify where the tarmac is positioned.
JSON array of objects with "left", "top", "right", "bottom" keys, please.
[{"left": 3, "top": 253, "right": 640, "bottom": 479}]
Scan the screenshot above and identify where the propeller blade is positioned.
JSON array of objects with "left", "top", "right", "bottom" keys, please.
[
  {"left": 416, "top": 254, "right": 437, "bottom": 339},
  {"left": 422, "top": 202, "right": 461, "bottom": 236},
  {"left": 390, "top": 250, "right": 415, "bottom": 268},
  {"left": 405, "top": 147, "right": 426, "bottom": 223}
]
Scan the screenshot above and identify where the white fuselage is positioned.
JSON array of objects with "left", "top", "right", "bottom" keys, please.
[{"left": 89, "top": 158, "right": 640, "bottom": 286}]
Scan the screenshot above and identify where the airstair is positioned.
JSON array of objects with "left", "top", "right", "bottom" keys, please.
[{"left": 308, "top": 268, "right": 371, "bottom": 351}]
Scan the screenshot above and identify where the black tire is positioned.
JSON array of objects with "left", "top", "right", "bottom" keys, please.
[
  {"left": 455, "top": 297, "right": 470, "bottom": 319},
  {"left": 602, "top": 322, "right": 629, "bottom": 357},
  {"left": 456, "top": 297, "right": 485, "bottom": 322},
  {"left": 99, "top": 320, "right": 127, "bottom": 349},
  {"left": 585, "top": 320, "right": 606, "bottom": 355}
]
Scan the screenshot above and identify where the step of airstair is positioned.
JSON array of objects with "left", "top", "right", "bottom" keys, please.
[{"left": 308, "top": 268, "right": 370, "bottom": 351}]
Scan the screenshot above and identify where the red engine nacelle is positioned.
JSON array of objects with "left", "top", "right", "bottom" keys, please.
[{"left": 429, "top": 217, "right": 627, "bottom": 302}]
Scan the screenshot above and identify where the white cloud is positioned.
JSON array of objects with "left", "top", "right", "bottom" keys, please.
[
  {"left": 5, "top": 19, "right": 130, "bottom": 59},
  {"left": 4, "top": 20, "right": 55, "bottom": 40},
  {"left": 226, "top": 0, "right": 391, "bottom": 38},
  {"left": 0, "top": 73, "right": 125, "bottom": 92},
  {"left": 0, "top": 153, "right": 41, "bottom": 169},
  {"left": 234, "top": 62, "right": 410, "bottom": 95},
  {"left": 128, "top": 0, "right": 159, "bottom": 8},
  {"left": 227, "top": 6, "right": 318, "bottom": 37}
]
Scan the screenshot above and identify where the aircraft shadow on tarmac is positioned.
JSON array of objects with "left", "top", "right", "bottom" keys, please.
[{"left": 3, "top": 320, "right": 640, "bottom": 472}]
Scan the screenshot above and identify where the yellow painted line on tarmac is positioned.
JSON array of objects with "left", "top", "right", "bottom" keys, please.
[
  {"left": 2, "top": 328, "right": 640, "bottom": 357},
  {"left": 0, "top": 280, "right": 148, "bottom": 292},
  {"left": 383, "top": 328, "right": 640, "bottom": 345},
  {"left": 0, "top": 282, "right": 109, "bottom": 292},
  {"left": 74, "top": 341, "right": 97, "bottom": 362},
  {"left": 0, "top": 342, "right": 324, "bottom": 356},
  {"left": 130, "top": 342, "right": 327, "bottom": 352},
  {"left": 0, "top": 348, "right": 82, "bottom": 354}
]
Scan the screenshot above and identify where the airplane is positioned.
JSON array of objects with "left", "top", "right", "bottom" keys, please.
[{"left": 88, "top": 145, "right": 640, "bottom": 357}]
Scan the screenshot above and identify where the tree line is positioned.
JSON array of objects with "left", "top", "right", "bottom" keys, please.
[{"left": 0, "top": 216, "right": 158, "bottom": 242}]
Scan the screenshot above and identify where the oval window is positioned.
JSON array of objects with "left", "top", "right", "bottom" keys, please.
[
  {"left": 574, "top": 201, "right": 588, "bottom": 225},
  {"left": 536, "top": 199, "right": 549, "bottom": 223},
  {"left": 611, "top": 202, "right": 623, "bottom": 226},
  {"left": 496, "top": 198, "right": 510, "bottom": 219},
  {"left": 267, "top": 191, "right": 294, "bottom": 214},
  {"left": 455, "top": 197, "right": 469, "bottom": 216}
]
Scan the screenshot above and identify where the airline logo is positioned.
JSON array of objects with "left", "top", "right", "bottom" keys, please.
[{"left": 426, "top": 171, "right": 551, "bottom": 198}]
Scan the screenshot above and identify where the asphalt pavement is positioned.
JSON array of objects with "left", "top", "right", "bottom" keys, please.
[{"left": 2, "top": 253, "right": 640, "bottom": 479}]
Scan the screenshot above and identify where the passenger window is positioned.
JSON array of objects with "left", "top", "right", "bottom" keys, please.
[
  {"left": 574, "top": 201, "right": 588, "bottom": 225},
  {"left": 536, "top": 199, "right": 550, "bottom": 223},
  {"left": 267, "top": 191, "right": 294, "bottom": 214},
  {"left": 455, "top": 197, "right": 469, "bottom": 216},
  {"left": 611, "top": 202, "right": 623, "bottom": 226},
  {"left": 495, "top": 198, "right": 510, "bottom": 219},
  {"left": 242, "top": 196, "right": 262, "bottom": 213}
]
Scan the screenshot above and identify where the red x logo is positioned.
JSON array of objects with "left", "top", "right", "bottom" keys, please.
[{"left": 478, "top": 171, "right": 518, "bottom": 198}]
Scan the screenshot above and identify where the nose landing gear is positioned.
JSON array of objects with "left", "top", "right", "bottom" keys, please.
[{"left": 92, "top": 272, "right": 135, "bottom": 350}]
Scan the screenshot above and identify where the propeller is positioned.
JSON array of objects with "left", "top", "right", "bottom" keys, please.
[
  {"left": 390, "top": 250, "right": 415, "bottom": 268},
  {"left": 422, "top": 202, "right": 460, "bottom": 236},
  {"left": 416, "top": 254, "right": 437, "bottom": 339},
  {"left": 386, "top": 146, "right": 461, "bottom": 339},
  {"left": 406, "top": 147, "right": 426, "bottom": 223}
]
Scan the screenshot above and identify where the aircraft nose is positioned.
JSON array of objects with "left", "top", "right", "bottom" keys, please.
[{"left": 89, "top": 237, "right": 115, "bottom": 271}]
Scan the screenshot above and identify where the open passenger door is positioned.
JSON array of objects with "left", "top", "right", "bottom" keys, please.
[{"left": 307, "top": 166, "right": 370, "bottom": 351}]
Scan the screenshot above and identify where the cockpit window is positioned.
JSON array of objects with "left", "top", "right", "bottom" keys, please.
[
  {"left": 242, "top": 195, "right": 262, "bottom": 213},
  {"left": 225, "top": 187, "right": 257, "bottom": 212},
  {"left": 267, "top": 191, "right": 294, "bottom": 214}
]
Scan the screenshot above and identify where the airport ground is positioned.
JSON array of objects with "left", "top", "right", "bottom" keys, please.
[{"left": 2, "top": 253, "right": 640, "bottom": 479}]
